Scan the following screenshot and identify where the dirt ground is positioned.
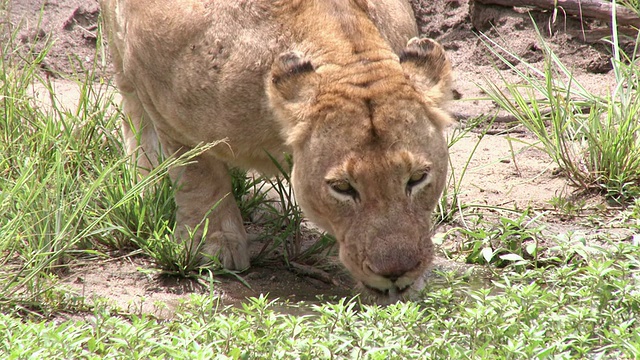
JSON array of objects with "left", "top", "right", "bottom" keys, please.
[{"left": 5, "top": 0, "right": 630, "bottom": 315}]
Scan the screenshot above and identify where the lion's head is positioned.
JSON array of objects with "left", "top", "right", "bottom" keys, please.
[{"left": 268, "top": 37, "right": 452, "bottom": 303}]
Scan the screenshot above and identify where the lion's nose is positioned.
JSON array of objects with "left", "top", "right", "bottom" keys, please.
[{"left": 367, "top": 255, "right": 421, "bottom": 282}]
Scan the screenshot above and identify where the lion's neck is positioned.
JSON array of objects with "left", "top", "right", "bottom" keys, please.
[{"left": 281, "top": 0, "right": 398, "bottom": 68}]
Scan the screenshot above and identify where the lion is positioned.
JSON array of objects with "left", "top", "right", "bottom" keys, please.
[{"left": 100, "top": 0, "right": 453, "bottom": 303}]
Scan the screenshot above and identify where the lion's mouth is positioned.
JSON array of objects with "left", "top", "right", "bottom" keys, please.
[{"left": 363, "top": 283, "right": 413, "bottom": 303}]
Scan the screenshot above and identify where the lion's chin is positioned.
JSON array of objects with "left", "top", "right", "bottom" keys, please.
[{"left": 357, "top": 276, "right": 426, "bottom": 305}]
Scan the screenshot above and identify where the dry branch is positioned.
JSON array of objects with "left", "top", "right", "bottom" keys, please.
[
  {"left": 476, "top": 0, "right": 640, "bottom": 28},
  {"left": 290, "top": 262, "right": 342, "bottom": 286},
  {"left": 567, "top": 26, "right": 640, "bottom": 42}
]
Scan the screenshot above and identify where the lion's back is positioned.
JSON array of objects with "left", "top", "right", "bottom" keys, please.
[
  {"left": 103, "top": 0, "right": 417, "bottom": 96},
  {"left": 101, "top": 0, "right": 420, "bottom": 170},
  {"left": 103, "top": 0, "right": 282, "bottom": 103}
]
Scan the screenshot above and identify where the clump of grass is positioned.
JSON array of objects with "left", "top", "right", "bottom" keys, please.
[
  {"left": 230, "top": 168, "right": 271, "bottom": 221},
  {"left": 261, "top": 154, "right": 305, "bottom": 263},
  {"left": 479, "top": 14, "right": 640, "bottom": 203},
  {"left": 436, "top": 114, "right": 490, "bottom": 224},
  {"left": 1, "top": 19, "right": 116, "bottom": 304},
  {"left": 103, "top": 142, "right": 228, "bottom": 275},
  {"left": 249, "top": 154, "right": 336, "bottom": 266},
  {"left": 0, "top": 14, "right": 229, "bottom": 306}
]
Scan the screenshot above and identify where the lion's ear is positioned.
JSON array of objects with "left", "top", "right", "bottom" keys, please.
[
  {"left": 270, "top": 51, "right": 316, "bottom": 101},
  {"left": 267, "top": 51, "right": 319, "bottom": 146},
  {"left": 399, "top": 37, "right": 452, "bottom": 107}
]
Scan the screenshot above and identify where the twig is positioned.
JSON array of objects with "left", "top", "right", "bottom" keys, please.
[
  {"left": 475, "top": 0, "right": 640, "bottom": 28},
  {"left": 290, "top": 262, "right": 342, "bottom": 286}
]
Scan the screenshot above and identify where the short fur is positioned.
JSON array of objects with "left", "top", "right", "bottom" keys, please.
[{"left": 101, "top": 0, "right": 453, "bottom": 303}]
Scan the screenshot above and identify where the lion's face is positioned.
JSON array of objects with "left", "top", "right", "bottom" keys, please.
[
  {"left": 290, "top": 98, "right": 448, "bottom": 303},
  {"left": 268, "top": 37, "right": 452, "bottom": 303}
]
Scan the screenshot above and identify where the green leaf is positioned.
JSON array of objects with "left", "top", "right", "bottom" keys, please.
[
  {"left": 499, "top": 253, "right": 525, "bottom": 262},
  {"left": 525, "top": 243, "right": 537, "bottom": 256},
  {"left": 481, "top": 247, "right": 494, "bottom": 263}
]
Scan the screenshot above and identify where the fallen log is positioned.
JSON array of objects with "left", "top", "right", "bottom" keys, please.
[
  {"left": 567, "top": 26, "right": 639, "bottom": 42},
  {"left": 475, "top": 0, "right": 640, "bottom": 28}
]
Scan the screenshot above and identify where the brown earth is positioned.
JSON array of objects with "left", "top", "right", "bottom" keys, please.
[{"left": 5, "top": 0, "right": 631, "bottom": 316}]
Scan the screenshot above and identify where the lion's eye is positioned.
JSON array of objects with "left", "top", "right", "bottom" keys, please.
[
  {"left": 329, "top": 180, "right": 358, "bottom": 199},
  {"left": 407, "top": 171, "right": 428, "bottom": 192}
]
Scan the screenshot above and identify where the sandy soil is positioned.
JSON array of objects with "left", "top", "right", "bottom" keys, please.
[{"left": 5, "top": 0, "right": 628, "bottom": 314}]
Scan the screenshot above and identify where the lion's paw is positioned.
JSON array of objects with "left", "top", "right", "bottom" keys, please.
[{"left": 198, "top": 231, "right": 250, "bottom": 270}]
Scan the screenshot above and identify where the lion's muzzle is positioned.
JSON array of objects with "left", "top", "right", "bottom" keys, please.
[{"left": 346, "top": 229, "right": 433, "bottom": 298}]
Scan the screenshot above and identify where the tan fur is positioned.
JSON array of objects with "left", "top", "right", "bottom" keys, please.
[{"left": 101, "top": 0, "right": 453, "bottom": 302}]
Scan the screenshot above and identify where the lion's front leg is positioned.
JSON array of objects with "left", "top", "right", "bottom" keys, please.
[{"left": 171, "top": 153, "right": 250, "bottom": 270}]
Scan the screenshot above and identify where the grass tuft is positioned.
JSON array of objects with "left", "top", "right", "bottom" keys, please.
[{"left": 479, "top": 15, "right": 640, "bottom": 202}]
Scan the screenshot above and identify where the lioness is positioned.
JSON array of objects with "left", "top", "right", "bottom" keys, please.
[{"left": 101, "top": 0, "right": 452, "bottom": 302}]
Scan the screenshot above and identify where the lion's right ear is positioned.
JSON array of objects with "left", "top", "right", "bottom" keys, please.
[
  {"left": 267, "top": 51, "right": 319, "bottom": 145},
  {"left": 399, "top": 37, "right": 452, "bottom": 107},
  {"left": 270, "top": 51, "right": 316, "bottom": 101}
]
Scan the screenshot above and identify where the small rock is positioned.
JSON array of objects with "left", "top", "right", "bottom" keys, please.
[
  {"left": 586, "top": 55, "right": 612, "bottom": 74},
  {"left": 20, "top": 28, "right": 47, "bottom": 43}
]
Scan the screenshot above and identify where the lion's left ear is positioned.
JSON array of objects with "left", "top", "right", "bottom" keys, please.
[
  {"left": 267, "top": 51, "right": 319, "bottom": 145},
  {"left": 399, "top": 37, "right": 452, "bottom": 107}
]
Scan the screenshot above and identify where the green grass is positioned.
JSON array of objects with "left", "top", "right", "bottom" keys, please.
[
  {"left": 0, "top": 14, "right": 229, "bottom": 305},
  {"left": 436, "top": 114, "right": 494, "bottom": 225}
]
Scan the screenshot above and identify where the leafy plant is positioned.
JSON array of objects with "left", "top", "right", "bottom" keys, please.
[
  {"left": 548, "top": 193, "right": 587, "bottom": 216},
  {"left": 449, "top": 209, "right": 545, "bottom": 268},
  {"left": 2, "top": 241, "right": 640, "bottom": 358}
]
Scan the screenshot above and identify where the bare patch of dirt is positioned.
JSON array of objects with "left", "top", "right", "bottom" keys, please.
[
  {"left": 7, "top": 0, "right": 626, "bottom": 312},
  {"left": 6, "top": 0, "right": 101, "bottom": 77},
  {"left": 411, "top": 0, "right": 621, "bottom": 117},
  {"left": 59, "top": 254, "right": 354, "bottom": 318}
]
